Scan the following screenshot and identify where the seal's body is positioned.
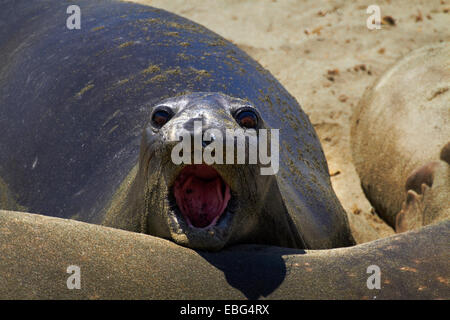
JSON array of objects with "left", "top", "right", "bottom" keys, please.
[
  {"left": 0, "top": 0, "right": 353, "bottom": 250},
  {"left": 351, "top": 43, "right": 449, "bottom": 231},
  {"left": 1, "top": 210, "right": 449, "bottom": 299}
]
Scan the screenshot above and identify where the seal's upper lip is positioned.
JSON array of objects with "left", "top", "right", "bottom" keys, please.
[{"left": 172, "top": 164, "right": 231, "bottom": 229}]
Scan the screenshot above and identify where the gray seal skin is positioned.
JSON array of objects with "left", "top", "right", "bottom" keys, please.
[
  {"left": 351, "top": 43, "right": 450, "bottom": 231},
  {"left": 1, "top": 210, "right": 449, "bottom": 299},
  {"left": 0, "top": 0, "right": 354, "bottom": 250}
]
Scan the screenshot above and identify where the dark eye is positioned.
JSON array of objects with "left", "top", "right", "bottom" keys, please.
[
  {"left": 235, "top": 109, "right": 258, "bottom": 128},
  {"left": 152, "top": 109, "right": 172, "bottom": 127}
]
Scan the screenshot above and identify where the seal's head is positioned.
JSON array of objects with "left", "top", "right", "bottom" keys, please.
[{"left": 137, "top": 93, "right": 303, "bottom": 251}]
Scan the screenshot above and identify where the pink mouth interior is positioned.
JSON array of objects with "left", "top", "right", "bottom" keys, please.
[{"left": 173, "top": 164, "right": 231, "bottom": 228}]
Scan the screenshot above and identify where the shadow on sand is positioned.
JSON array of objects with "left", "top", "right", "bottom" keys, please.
[{"left": 197, "top": 245, "right": 306, "bottom": 299}]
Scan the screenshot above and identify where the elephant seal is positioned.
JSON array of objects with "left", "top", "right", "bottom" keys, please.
[
  {"left": 351, "top": 43, "right": 449, "bottom": 231},
  {"left": 0, "top": 0, "right": 353, "bottom": 250},
  {"left": 102, "top": 92, "right": 311, "bottom": 250},
  {"left": 1, "top": 210, "right": 448, "bottom": 299}
]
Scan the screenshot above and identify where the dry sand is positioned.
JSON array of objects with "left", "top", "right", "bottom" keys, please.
[{"left": 132, "top": 0, "right": 450, "bottom": 243}]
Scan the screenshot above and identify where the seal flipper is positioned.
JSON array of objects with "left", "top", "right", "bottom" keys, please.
[
  {"left": 395, "top": 187, "right": 426, "bottom": 233},
  {"left": 404, "top": 161, "right": 439, "bottom": 195},
  {"left": 396, "top": 160, "right": 450, "bottom": 232}
]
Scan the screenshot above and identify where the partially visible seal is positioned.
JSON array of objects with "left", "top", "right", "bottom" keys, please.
[
  {"left": 351, "top": 43, "right": 450, "bottom": 231},
  {"left": 1, "top": 210, "right": 448, "bottom": 299}
]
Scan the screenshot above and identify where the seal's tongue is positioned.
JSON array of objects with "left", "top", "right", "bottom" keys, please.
[{"left": 173, "top": 164, "right": 231, "bottom": 228}]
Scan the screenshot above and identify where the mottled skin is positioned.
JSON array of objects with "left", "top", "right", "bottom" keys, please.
[
  {"left": 351, "top": 43, "right": 450, "bottom": 231},
  {"left": 0, "top": 0, "right": 353, "bottom": 250},
  {"left": 0, "top": 210, "right": 448, "bottom": 299}
]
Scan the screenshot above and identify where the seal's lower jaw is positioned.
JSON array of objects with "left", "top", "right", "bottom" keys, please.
[{"left": 168, "top": 164, "right": 235, "bottom": 250}]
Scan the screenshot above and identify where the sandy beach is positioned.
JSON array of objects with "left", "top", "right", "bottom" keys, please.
[{"left": 130, "top": 0, "right": 450, "bottom": 243}]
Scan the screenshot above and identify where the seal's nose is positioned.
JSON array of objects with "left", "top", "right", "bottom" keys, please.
[
  {"left": 183, "top": 116, "right": 217, "bottom": 148},
  {"left": 183, "top": 117, "right": 204, "bottom": 131}
]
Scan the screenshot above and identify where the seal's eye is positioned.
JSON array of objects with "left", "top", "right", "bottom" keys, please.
[
  {"left": 235, "top": 109, "right": 258, "bottom": 129},
  {"left": 152, "top": 109, "right": 172, "bottom": 127}
]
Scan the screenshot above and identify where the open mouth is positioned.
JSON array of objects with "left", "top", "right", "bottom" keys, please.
[{"left": 173, "top": 164, "right": 231, "bottom": 229}]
